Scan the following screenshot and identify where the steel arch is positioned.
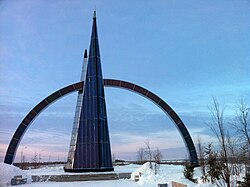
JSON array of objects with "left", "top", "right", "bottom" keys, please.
[{"left": 4, "top": 79, "right": 198, "bottom": 166}]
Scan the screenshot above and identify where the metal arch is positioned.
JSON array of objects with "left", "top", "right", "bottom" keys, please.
[
  {"left": 4, "top": 81, "right": 83, "bottom": 165},
  {"left": 104, "top": 79, "right": 198, "bottom": 166},
  {"left": 4, "top": 79, "right": 198, "bottom": 166}
]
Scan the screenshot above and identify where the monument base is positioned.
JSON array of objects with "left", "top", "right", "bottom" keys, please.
[
  {"left": 64, "top": 167, "right": 114, "bottom": 173},
  {"left": 32, "top": 172, "right": 131, "bottom": 182}
]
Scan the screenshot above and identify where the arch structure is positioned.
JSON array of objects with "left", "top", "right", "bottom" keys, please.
[{"left": 4, "top": 79, "right": 199, "bottom": 167}]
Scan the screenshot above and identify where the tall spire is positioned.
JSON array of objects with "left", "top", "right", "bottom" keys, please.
[
  {"left": 64, "top": 48, "right": 88, "bottom": 170},
  {"left": 65, "top": 11, "right": 113, "bottom": 172}
]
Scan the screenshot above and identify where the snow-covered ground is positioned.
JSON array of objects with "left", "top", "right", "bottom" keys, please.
[
  {"left": 24, "top": 163, "right": 140, "bottom": 176},
  {"left": 0, "top": 163, "right": 32, "bottom": 186},
  {"left": 0, "top": 162, "right": 213, "bottom": 187}
]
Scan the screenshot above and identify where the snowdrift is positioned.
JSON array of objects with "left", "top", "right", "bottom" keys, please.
[
  {"left": 0, "top": 162, "right": 31, "bottom": 187},
  {"left": 131, "top": 162, "right": 205, "bottom": 187}
]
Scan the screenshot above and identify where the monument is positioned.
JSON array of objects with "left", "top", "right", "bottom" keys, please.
[
  {"left": 64, "top": 11, "right": 113, "bottom": 172},
  {"left": 4, "top": 11, "right": 199, "bottom": 169}
]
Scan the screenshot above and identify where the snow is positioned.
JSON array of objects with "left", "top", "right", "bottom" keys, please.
[
  {"left": 24, "top": 164, "right": 140, "bottom": 176},
  {"left": 131, "top": 162, "right": 210, "bottom": 187},
  {"left": 0, "top": 163, "right": 31, "bottom": 186},
  {"left": 17, "top": 180, "right": 145, "bottom": 187},
  {"left": 0, "top": 162, "right": 216, "bottom": 187}
]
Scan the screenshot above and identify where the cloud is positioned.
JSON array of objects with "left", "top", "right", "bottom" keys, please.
[
  {"left": 111, "top": 128, "right": 194, "bottom": 156},
  {"left": 0, "top": 128, "right": 72, "bottom": 163},
  {"left": 21, "top": 128, "right": 70, "bottom": 146}
]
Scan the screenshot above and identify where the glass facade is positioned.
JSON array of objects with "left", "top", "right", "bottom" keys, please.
[{"left": 68, "top": 13, "right": 113, "bottom": 171}]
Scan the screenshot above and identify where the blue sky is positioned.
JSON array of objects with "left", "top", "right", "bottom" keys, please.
[{"left": 0, "top": 0, "right": 250, "bottom": 162}]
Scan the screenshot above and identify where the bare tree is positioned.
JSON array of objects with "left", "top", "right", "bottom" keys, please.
[
  {"left": 32, "top": 152, "right": 38, "bottom": 169},
  {"left": 227, "top": 132, "right": 245, "bottom": 179},
  {"left": 233, "top": 99, "right": 250, "bottom": 150},
  {"left": 21, "top": 155, "right": 26, "bottom": 170},
  {"left": 208, "top": 98, "right": 231, "bottom": 187},
  {"left": 153, "top": 148, "right": 162, "bottom": 164},
  {"left": 137, "top": 148, "right": 145, "bottom": 164},
  {"left": 153, "top": 148, "right": 162, "bottom": 174},
  {"left": 145, "top": 140, "right": 153, "bottom": 169}
]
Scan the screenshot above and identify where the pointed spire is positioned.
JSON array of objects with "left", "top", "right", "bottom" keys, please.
[
  {"left": 66, "top": 10, "right": 113, "bottom": 172},
  {"left": 91, "top": 11, "right": 98, "bottom": 39},
  {"left": 84, "top": 49, "right": 87, "bottom": 59},
  {"left": 89, "top": 10, "right": 100, "bottom": 67}
]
